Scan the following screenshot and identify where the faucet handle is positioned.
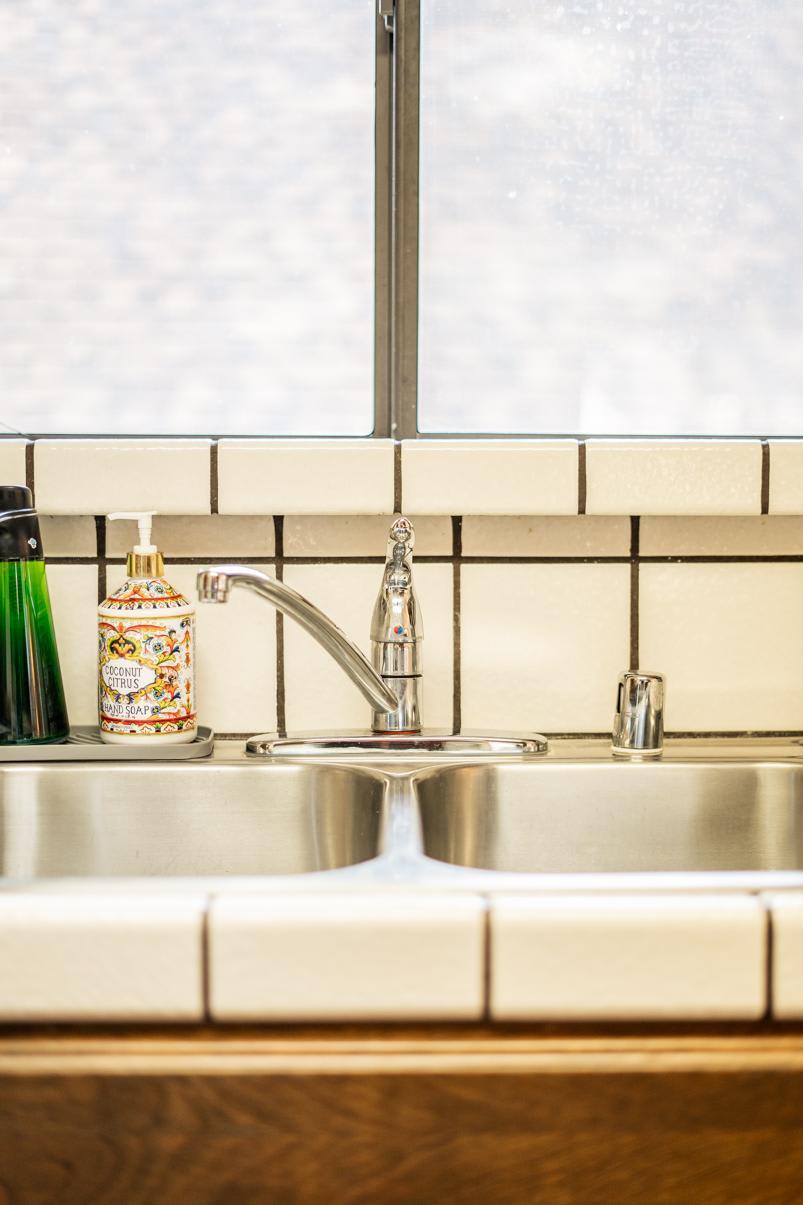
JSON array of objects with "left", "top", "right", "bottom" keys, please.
[
  {"left": 612, "top": 671, "right": 665, "bottom": 757},
  {"left": 388, "top": 515, "right": 414, "bottom": 551}
]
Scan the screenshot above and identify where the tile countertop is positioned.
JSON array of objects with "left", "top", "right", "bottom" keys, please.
[{"left": 1, "top": 739, "right": 803, "bottom": 1024}]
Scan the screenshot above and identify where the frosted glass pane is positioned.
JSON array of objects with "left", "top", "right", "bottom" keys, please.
[
  {"left": 0, "top": 1, "right": 373, "bottom": 435},
  {"left": 419, "top": 0, "right": 803, "bottom": 434}
]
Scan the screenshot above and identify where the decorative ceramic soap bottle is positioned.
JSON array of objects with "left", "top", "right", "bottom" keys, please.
[{"left": 98, "top": 512, "right": 196, "bottom": 745}]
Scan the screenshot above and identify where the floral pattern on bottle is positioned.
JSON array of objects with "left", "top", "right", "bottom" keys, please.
[
  {"left": 98, "top": 612, "right": 196, "bottom": 737},
  {"left": 101, "top": 578, "right": 189, "bottom": 612}
]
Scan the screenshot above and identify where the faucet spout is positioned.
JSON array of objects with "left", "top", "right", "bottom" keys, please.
[{"left": 196, "top": 564, "right": 398, "bottom": 716}]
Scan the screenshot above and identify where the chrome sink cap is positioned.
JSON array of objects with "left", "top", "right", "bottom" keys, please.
[{"left": 246, "top": 731, "right": 548, "bottom": 757}]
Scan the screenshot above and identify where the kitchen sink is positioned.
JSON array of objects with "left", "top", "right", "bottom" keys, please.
[
  {"left": 0, "top": 762, "right": 385, "bottom": 878},
  {"left": 414, "top": 758, "right": 803, "bottom": 874}
]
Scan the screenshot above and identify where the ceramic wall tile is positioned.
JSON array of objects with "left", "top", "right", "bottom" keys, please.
[
  {"left": 639, "top": 563, "right": 803, "bottom": 730},
  {"left": 0, "top": 894, "right": 204, "bottom": 1020},
  {"left": 47, "top": 563, "right": 101, "bottom": 726},
  {"left": 283, "top": 515, "right": 452, "bottom": 557},
  {"left": 490, "top": 895, "right": 766, "bottom": 1020},
  {"left": 769, "top": 441, "right": 803, "bottom": 514},
  {"left": 586, "top": 440, "right": 761, "bottom": 515},
  {"left": 640, "top": 516, "right": 803, "bottom": 557},
  {"left": 35, "top": 439, "right": 211, "bottom": 515},
  {"left": 402, "top": 440, "right": 578, "bottom": 515},
  {"left": 461, "top": 516, "right": 630, "bottom": 557},
  {"left": 133, "top": 564, "right": 277, "bottom": 735},
  {"left": 461, "top": 563, "right": 630, "bottom": 732},
  {"left": 217, "top": 440, "right": 395, "bottom": 515},
  {"left": 0, "top": 439, "right": 28, "bottom": 487},
  {"left": 767, "top": 893, "right": 803, "bottom": 1018},
  {"left": 283, "top": 562, "right": 453, "bottom": 731},
  {"left": 40, "top": 515, "right": 98, "bottom": 558},
  {"left": 106, "top": 514, "right": 274, "bottom": 559},
  {"left": 209, "top": 893, "right": 485, "bottom": 1021}
]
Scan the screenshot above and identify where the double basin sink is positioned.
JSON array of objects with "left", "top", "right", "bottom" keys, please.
[{"left": 3, "top": 740, "right": 803, "bottom": 890}]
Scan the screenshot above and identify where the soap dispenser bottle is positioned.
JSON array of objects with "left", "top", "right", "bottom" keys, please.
[
  {"left": 98, "top": 512, "right": 196, "bottom": 744},
  {"left": 0, "top": 485, "right": 70, "bottom": 744}
]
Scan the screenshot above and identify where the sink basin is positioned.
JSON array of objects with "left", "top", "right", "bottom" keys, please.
[
  {"left": 0, "top": 762, "right": 384, "bottom": 878},
  {"left": 414, "top": 760, "right": 803, "bottom": 874}
]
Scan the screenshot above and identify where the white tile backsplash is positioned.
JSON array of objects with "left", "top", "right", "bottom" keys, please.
[
  {"left": 586, "top": 440, "right": 761, "bottom": 515},
  {"left": 0, "top": 894, "right": 204, "bottom": 1021},
  {"left": 218, "top": 439, "right": 395, "bottom": 515},
  {"left": 462, "top": 515, "right": 629, "bottom": 557},
  {"left": 0, "top": 439, "right": 28, "bottom": 486},
  {"left": 210, "top": 892, "right": 485, "bottom": 1021},
  {"left": 283, "top": 514, "right": 452, "bottom": 556},
  {"left": 490, "top": 894, "right": 766, "bottom": 1020},
  {"left": 35, "top": 439, "right": 211, "bottom": 515},
  {"left": 47, "top": 563, "right": 100, "bottom": 726},
  {"left": 402, "top": 440, "right": 578, "bottom": 515},
  {"left": 22, "top": 436, "right": 803, "bottom": 736},
  {"left": 461, "top": 562, "right": 630, "bottom": 732},
  {"left": 640, "top": 563, "right": 803, "bottom": 731},
  {"left": 40, "top": 515, "right": 97, "bottom": 558},
  {"left": 152, "top": 564, "right": 277, "bottom": 735},
  {"left": 640, "top": 516, "right": 803, "bottom": 557},
  {"left": 107, "top": 514, "right": 275, "bottom": 559},
  {"left": 283, "top": 562, "right": 453, "bottom": 731}
]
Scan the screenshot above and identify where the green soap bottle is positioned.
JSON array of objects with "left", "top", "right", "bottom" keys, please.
[{"left": 0, "top": 485, "right": 69, "bottom": 744}]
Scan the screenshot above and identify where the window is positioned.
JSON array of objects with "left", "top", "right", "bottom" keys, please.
[
  {"left": 0, "top": 1, "right": 375, "bottom": 435},
  {"left": 2, "top": 1, "right": 801, "bottom": 437},
  {"left": 418, "top": 0, "right": 803, "bottom": 434}
]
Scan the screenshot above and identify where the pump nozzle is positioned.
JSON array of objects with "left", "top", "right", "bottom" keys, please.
[
  {"left": 108, "top": 511, "right": 158, "bottom": 553},
  {"left": 107, "top": 512, "right": 163, "bottom": 579}
]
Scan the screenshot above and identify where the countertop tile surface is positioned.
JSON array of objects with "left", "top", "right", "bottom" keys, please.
[
  {"left": 0, "top": 894, "right": 205, "bottom": 1021},
  {"left": 586, "top": 440, "right": 761, "bottom": 515},
  {"left": 402, "top": 440, "right": 579, "bottom": 515},
  {"left": 35, "top": 439, "right": 211, "bottom": 515},
  {"left": 0, "top": 439, "right": 28, "bottom": 487},
  {"left": 209, "top": 892, "right": 486, "bottom": 1021},
  {"left": 490, "top": 894, "right": 767, "bottom": 1021},
  {"left": 218, "top": 440, "right": 395, "bottom": 515}
]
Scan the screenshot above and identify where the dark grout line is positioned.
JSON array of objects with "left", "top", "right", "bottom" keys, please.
[
  {"left": 201, "top": 899, "right": 212, "bottom": 1022},
  {"left": 764, "top": 902, "right": 774, "bottom": 1022},
  {"left": 629, "top": 516, "right": 640, "bottom": 672},
  {"left": 46, "top": 557, "right": 101, "bottom": 565},
  {"left": 452, "top": 515, "right": 462, "bottom": 736},
  {"left": 640, "top": 555, "right": 803, "bottom": 564},
  {"left": 394, "top": 441, "right": 402, "bottom": 513},
  {"left": 210, "top": 440, "right": 219, "bottom": 514},
  {"left": 482, "top": 898, "right": 492, "bottom": 1022},
  {"left": 25, "top": 440, "right": 35, "bottom": 501},
  {"left": 461, "top": 555, "right": 631, "bottom": 564},
  {"left": 95, "top": 516, "right": 106, "bottom": 605},
  {"left": 209, "top": 728, "right": 803, "bottom": 741},
  {"left": 97, "top": 552, "right": 803, "bottom": 566},
  {"left": 664, "top": 729, "right": 803, "bottom": 739},
  {"left": 577, "top": 440, "right": 587, "bottom": 515},
  {"left": 273, "top": 516, "right": 286, "bottom": 738},
  {"left": 105, "top": 556, "right": 276, "bottom": 566},
  {"left": 761, "top": 440, "right": 770, "bottom": 515}
]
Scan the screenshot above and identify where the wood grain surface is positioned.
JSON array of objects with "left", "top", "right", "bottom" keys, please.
[{"left": 1, "top": 1023, "right": 803, "bottom": 1204}]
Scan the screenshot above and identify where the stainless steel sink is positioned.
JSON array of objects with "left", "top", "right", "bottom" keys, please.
[
  {"left": 0, "top": 762, "right": 384, "bottom": 878},
  {"left": 414, "top": 759, "right": 803, "bottom": 874}
]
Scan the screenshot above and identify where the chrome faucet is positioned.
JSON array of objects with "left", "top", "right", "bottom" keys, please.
[
  {"left": 612, "top": 671, "right": 665, "bottom": 757},
  {"left": 196, "top": 516, "right": 423, "bottom": 734}
]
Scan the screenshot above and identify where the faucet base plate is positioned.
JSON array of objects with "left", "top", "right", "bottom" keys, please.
[{"left": 246, "top": 730, "right": 548, "bottom": 757}]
